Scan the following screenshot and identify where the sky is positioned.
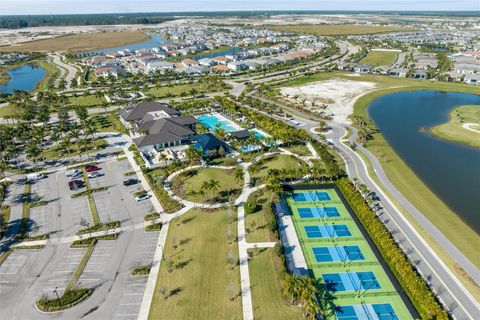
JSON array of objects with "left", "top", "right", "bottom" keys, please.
[{"left": 0, "top": 0, "right": 479, "bottom": 15}]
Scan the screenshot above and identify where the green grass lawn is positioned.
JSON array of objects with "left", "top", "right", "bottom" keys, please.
[
  {"left": 90, "top": 113, "right": 127, "bottom": 134},
  {"left": 359, "top": 50, "right": 398, "bottom": 67},
  {"left": 41, "top": 138, "right": 107, "bottom": 159},
  {"left": 245, "top": 189, "right": 274, "bottom": 243},
  {"left": 67, "top": 94, "right": 105, "bottom": 108},
  {"left": 248, "top": 248, "right": 304, "bottom": 320},
  {"left": 147, "top": 82, "right": 221, "bottom": 99},
  {"left": 172, "top": 167, "right": 243, "bottom": 202},
  {"left": 430, "top": 105, "right": 480, "bottom": 148},
  {"left": 149, "top": 208, "right": 242, "bottom": 320},
  {"left": 251, "top": 154, "right": 305, "bottom": 180},
  {"left": 284, "top": 143, "right": 313, "bottom": 157}
]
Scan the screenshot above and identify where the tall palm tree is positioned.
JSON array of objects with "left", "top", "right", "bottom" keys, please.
[{"left": 208, "top": 179, "right": 220, "bottom": 201}]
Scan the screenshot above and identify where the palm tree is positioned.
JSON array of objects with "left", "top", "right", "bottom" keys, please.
[
  {"left": 234, "top": 166, "right": 244, "bottom": 185},
  {"left": 208, "top": 179, "right": 220, "bottom": 201}
]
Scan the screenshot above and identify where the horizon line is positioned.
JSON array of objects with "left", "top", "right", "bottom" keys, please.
[{"left": 1, "top": 9, "right": 480, "bottom": 17}]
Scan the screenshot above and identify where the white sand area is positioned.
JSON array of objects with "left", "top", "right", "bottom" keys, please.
[{"left": 280, "top": 78, "right": 377, "bottom": 124}]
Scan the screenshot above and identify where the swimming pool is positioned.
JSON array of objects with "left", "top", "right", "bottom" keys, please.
[{"left": 197, "top": 114, "right": 240, "bottom": 133}]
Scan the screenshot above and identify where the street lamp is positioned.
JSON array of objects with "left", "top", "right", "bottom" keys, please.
[{"left": 53, "top": 286, "right": 62, "bottom": 307}]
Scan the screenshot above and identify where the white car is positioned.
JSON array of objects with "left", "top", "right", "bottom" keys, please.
[
  {"left": 66, "top": 169, "right": 81, "bottom": 177},
  {"left": 26, "top": 173, "right": 46, "bottom": 182},
  {"left": 134, "top": 193, "right": 151, "bottom": 202},
  {"left": 87, "top": 172, "right": 103, "bottom": 179}
]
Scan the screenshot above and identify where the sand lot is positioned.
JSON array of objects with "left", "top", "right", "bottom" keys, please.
[{"left": 280, "top": 78, "right": 377, "bottom": 124}]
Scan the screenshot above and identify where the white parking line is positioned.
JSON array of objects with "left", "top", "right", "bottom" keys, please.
[
  {"left": 48, "top": 279, "right": 69, "bottom": 282},
  {"left": 53, "top": 271, "right": 72, "bottom": 274},
  {"left": 0, "top": 272, "right": 16, "bottom": 275},
  {"left": 124, "top": 293, "right": 142, "bottom": 296},
  {"left": 119, "top": 303, "right": 141, "bottom": 306}
]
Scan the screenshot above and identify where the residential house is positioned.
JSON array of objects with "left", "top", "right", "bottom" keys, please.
[
  {"left": 464, "top": 74, "right": 480, "bottom": 85},
  {"left": 354, "top": 64, "right": 374, "bottom": 73}
]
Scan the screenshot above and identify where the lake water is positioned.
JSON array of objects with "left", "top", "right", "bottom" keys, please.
[
  {"left": 194, "top": 47, "right": 244, "bottom": 60},
  {"left": 368, "top": 90, "right": 480, "bottom": 232},
  {"left": 85, "top": 34, "right": 170, "bottom": 55},
  {"left": 0, "top": 64, "right": 46, "bottom": 94}
]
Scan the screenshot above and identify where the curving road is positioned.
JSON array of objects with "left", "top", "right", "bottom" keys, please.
[
  {"left": 235, "top": 96, "right": 480, "bottom": 319},
  {"left": 49, "top": 53, "right": 77, "bottom": 90}
]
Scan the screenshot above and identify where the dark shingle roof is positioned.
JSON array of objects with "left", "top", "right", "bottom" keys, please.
[
  {"left": 193, "top": 133, "right": 229, "bottom": 151},
  {"left": 119, "top": 102, "right": 179, "bottom": 122},
  {"left": 230, "top": 129, "right": 250, "bottom": 140}
]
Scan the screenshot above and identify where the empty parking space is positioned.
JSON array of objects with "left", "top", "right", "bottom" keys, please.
[
  {"left": 38, "top": 248, "right": 86, "bottom": 296},
  {"left": 70, "top": 196, "right": 92, "bottom": 227},
  {"left": 78, "top": 241, "right": 115, "bottom": 287},
  {"left": 0, "top": 251, "right": 30, "bottom": 295},
  {"left": 113, "top": 277, "right": 148, "bottom": 320}
]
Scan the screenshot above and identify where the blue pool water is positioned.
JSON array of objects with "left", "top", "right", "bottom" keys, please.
[
  {"left": 0, "top": 64, "right": 46, "bottom": 94},
  {"left": 323, "top": 271, "right": 381, "bottom": 292},
  {"left": 197, "top": 114, "right": 239, "bottom": 133}
]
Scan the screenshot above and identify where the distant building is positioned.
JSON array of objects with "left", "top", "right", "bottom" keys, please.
[
  {"left": 353, "top": 64, "right": 374, "bottom": 73},
  {"left": 464, "top": 74, "right": 480, "bottom": 85}
]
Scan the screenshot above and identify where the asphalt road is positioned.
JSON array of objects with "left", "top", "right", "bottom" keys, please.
[
  {"left": 235, "top": 97, "right": 480, "bottom": 319},
  {"left": 50, "top": 54, "right": 78, "bottom": 90}
]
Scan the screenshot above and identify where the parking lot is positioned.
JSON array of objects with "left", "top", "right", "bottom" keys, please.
[
  {"left": 39, "top": 246, "right": 86, "bottom": 296},
  {"left": 0, "top": 158, "right": 162, "bottom": 319}
]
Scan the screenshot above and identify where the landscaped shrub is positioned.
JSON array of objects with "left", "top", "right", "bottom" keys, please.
[
  {"left": 144, "top": 212, "right": 160, "bottom": 221},
  {"left": 145, "top": 222, "right": 162, "bottom": 232},
  {"left": 71, "top": 187, "right": 107, "bottom": 198},
  {"left": 75, "top": 221, "right": 120, "bottom": 235},
  {"left": 244, "top": 201, "right": 258, "bottom": 214},
  {"left": 337, "top": 177, "right": 448, "bottom": 319},
  {"left": 36, "top": 288, "right": 93, "bottom": 312},
  {"left": 131, "top": 264, "right": 152, "bottom": 276}
]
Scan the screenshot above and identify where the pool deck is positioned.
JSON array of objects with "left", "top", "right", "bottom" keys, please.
[{"left": 279, "top": 186, "right": 415, "bottom": 320}]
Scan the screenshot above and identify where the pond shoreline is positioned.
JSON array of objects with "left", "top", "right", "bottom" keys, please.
[{"left": 353, "top": 86, "right": 480, "bottom": 267}]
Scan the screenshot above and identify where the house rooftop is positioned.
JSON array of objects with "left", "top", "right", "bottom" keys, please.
[{"left": 120, "top": 102, "right": 179, "bottom": 122}]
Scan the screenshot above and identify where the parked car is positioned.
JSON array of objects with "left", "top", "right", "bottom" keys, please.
[
  {"left": 69, "top": 171, "right": 83, "bottom": 179},
  {"left": 26, "top": 173, "right": 46, "bottom": 182},
  {"left": 85, "top": 165, "right": 100, "bottom": 172},
  {"left": 68, "top": 180, "right": 85, "bottom": 190},
  {"left": 123, "top": 179, "right": 139, "bottom": 186},
  {"left": 87, "top": 172, "right": 103, "bottom": 179},
  {"left": 134, "top": 193, "right": 151, "bottom": 202},
  {"left": 66, "top": 169, "right": 81, "bottom": 177}
]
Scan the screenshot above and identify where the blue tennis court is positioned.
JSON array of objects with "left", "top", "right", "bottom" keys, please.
[
  {"left": 292, "top": 191, "right": 331, "bottom": 202},
  {"left": 322, "top": 271, "right": 381, "bottom": 292},
  {"left": 298, "top": 207, "right": 339, "bottom": 218},
  {"left": 335, "top": 304, "right": 399, "bottom": 320},
  {"left": 312, "top": 246, "right": 365, "bottom": 263},
  {"left": 304, "top": 225, "right": 351, "bottom": 238}
]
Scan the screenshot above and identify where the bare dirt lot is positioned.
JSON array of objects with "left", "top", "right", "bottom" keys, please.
[
  {"left": 280, "top": 78, "right": 377, "bottom": 123},
  {"left": 0, "top": 31, "right": 149, "bottom": 52}
]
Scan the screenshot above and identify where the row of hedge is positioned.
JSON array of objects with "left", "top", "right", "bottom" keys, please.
[
  {"left": 36, "top": 288, "right": 93, "bottom": 312},
  {"left": 336, "top": 177, "right": 448, "bottom": 319},
  {"left": 70, "top": 233, "right": 118, "bottom": 248},
  {"left": 71, "top": 187, "right": 107, "bottom": 199},
  {"left": 75, "top": 221, "right": 120, "bottom": 235}
]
